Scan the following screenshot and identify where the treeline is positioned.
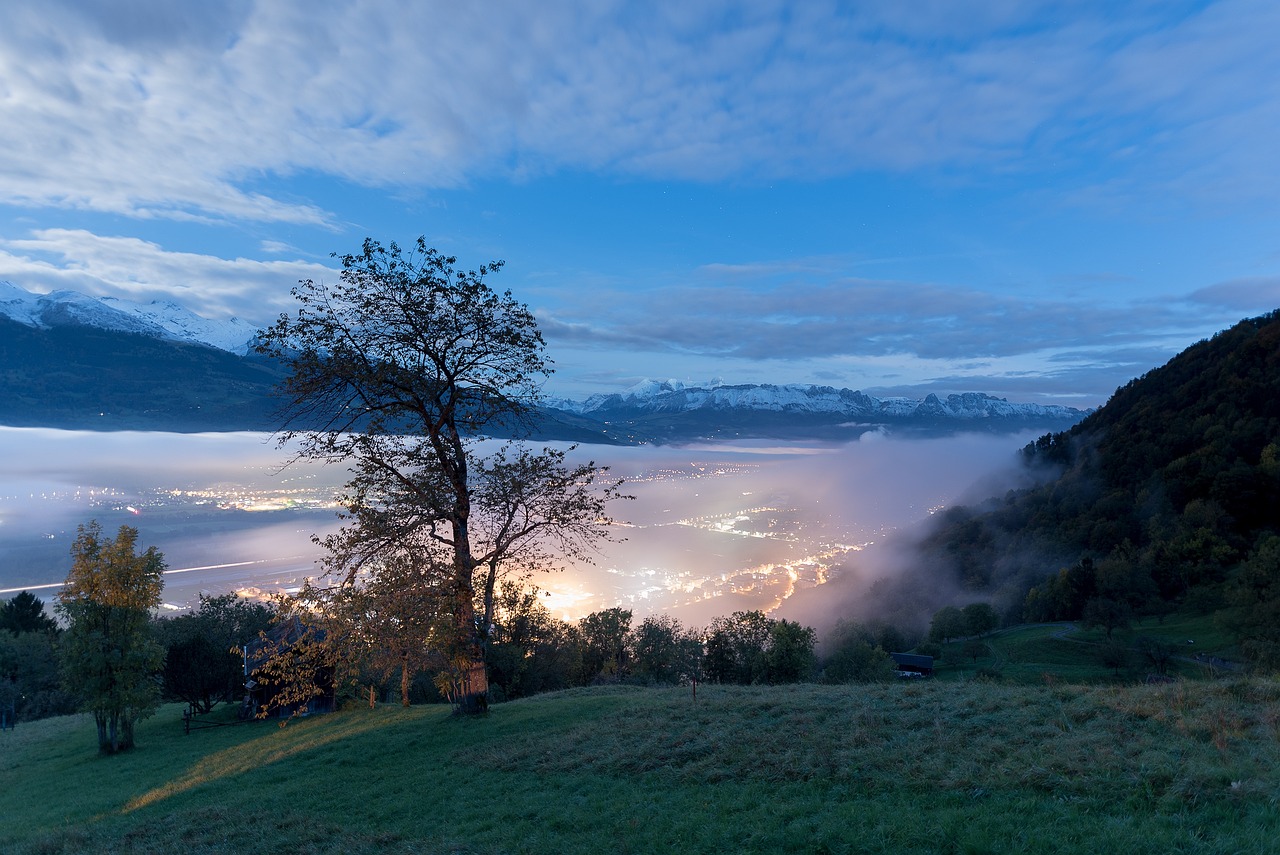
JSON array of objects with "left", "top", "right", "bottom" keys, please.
[
  {"left": 0, "top": 590, "right": 275, "bottom": 726},
  {"left": 1, "top": 587, "right": 916, "bottom": 726},
  {"left": 293, "top": 586, "right": 912, "bottom": 708},
  {"left": 913, "top": 310, "right": 1280, "bottom": 664}
]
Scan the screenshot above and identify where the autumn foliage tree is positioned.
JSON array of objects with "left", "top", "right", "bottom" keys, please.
[
  {"left": 257, "top": 238, "right": 624, "bottom": 713},
  {"left": 57, "top": 522, "right": 165, "bottom": 754}
]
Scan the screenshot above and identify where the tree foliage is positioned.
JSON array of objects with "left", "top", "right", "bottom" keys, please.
[
  {"left": 927, "top": 606, "right": 967, "bottom": 643},
  {"left": 821, "top": 621, "right": 896, "bottom": 683},
  {"left": 1, "top": 591, "right": 57, "bottom": 636},
  {"left": 704, "top": 611, "right": 816, "bottom": 685},
  {"left": 630, "top": 614, "right": 703, "bottom": 685},
  {"left": 0, "top": 628, "right": 76, "bottom": 721},
  {"left": 914, "top": 311, "right": 1280, "bottom": 663},
  {"left": 486, "top": 588, "right": 583, "bottom": 700},
  {"left": 155, "top": 594, "right": 276, "bottom": 714},
  {"left": 256, "top": 238, "right": 624, "bottom": 712},
  {"left": 578, "top": 607, "right": 632, "bottom": 682},
  {"left": 56, "top": 523, "right": 164, "bottom": 754},
  {"left": 961, "top": 602, "right": 999, "bottom": 637}
]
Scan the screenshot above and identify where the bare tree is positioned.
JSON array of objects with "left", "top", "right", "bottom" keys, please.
[{"left": 257, "top": 238, "right": 624, "bottom": 713}]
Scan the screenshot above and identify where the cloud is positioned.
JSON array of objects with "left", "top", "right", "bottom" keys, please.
[
  {"left": 539, "top": 270, "right": 1230, "bottom": 362},
  {"left": 536, "top": 259, "right": 1261, "bottom": 404},
  {"left": 1187, "top": 277, "right": 1280, "bottom": 312},
  {"left": 2, "top": 1, "right": 1278, "bottom": 222},
  {"left": 0, "top": 229, "right": 333, "bottom": 323}
]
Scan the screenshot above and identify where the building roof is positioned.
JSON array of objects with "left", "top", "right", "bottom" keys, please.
[{"left": 890, "top": 652, "right": 934, "bottom": 671}]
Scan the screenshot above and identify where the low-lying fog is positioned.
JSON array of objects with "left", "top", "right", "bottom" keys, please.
[{"left": 0, "top": 427, "right": 1041, "bottom": 630}]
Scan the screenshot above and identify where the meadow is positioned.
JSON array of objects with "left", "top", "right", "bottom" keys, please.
[
  {"left": 4, "top": 673, "right": 1278, "bottom": 854},
  {"left": 930, "top": 616, "right": 1238, "bottom": 685}
]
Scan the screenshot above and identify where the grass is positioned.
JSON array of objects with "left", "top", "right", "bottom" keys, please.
[
  {"left": 930, "top": 615, "right": 1242, "bottom": 685},
  {"left": 4, "top": 678, "right": 1280, "bottom": 854}
]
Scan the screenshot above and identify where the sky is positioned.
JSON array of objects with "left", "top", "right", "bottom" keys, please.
[{"left": 1, "top": 0, "right": 1279, "bottom": 405}]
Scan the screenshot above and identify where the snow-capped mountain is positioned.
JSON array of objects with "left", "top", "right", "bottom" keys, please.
[
  {"left": 553, "top": 379, "right": 1090, "bottom": 424},
  {"left": 0, "top": 282, "right": 1090, "bottom": 439},
  {"left": 0, "top": 281, "right": 257, "bottom": 354}
]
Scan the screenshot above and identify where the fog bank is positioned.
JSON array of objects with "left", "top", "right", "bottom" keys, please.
[{"left": 0, "top": 428, "right": 1043, "bottom": 625}]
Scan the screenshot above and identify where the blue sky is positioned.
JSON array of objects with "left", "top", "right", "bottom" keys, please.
[{"left": 1, "top": 1, "right": 1278, "bottom": 404}]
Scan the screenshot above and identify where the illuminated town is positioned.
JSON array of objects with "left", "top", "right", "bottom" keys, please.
[{"left": 0, "top": 451, "right": 948, "bottom": 622}]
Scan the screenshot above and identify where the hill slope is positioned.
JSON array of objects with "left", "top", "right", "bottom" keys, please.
[
  {"left": 4, "top": 683, "right": 1278, "bottom": 853},
  {"left": 0, "top": 317, "right": 628, "bottom": 442},
  {"left": 918, "top": 310, "right": 1280, "bottom": 658}
]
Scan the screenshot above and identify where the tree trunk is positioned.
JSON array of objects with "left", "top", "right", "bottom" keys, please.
[{"left": 450, "top": 524, "right": 489, "bottom": 715}]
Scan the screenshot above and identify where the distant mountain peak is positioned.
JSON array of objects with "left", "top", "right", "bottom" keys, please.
[
  {"left": 0, "top": 281, "right": 256, "bottom": 354},
  {"left": 552, "top": 379, "right": 1090, "bottom": 432}
]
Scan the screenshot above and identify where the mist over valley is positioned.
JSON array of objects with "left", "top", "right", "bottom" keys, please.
[{"left": 0, "top": 427, "right": 1038, "bottom": 630}]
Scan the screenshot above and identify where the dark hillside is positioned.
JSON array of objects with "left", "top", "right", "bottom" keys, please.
[
  {"left": 918, "top": 310, "right": 1280, "bottom": 661},
  {"left": 1055, "top": 309, "right": 1280, "bottom": 533},
  {"left": 0, "top": 317, "right": 287, "bottom": 431},
  {"left": 0, "top": 318, "right": 628, "bottom": 442}
]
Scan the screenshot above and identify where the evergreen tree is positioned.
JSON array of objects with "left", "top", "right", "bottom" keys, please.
[{"left": 1, "top": 591, "right": 58, "bottom": 635}]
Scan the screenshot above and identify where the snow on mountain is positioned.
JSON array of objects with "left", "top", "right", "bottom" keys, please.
[
  {"left": 0, "top": 280, "right": 42, "bottom": 326},
  {"left": 555, "top": 379, "right": 1089, "bottom": 422},
  {"left": 98, "top": 296, "right": 257, "bottom": 354},
  {"left": 0, "top": 281, "right": 256, "bottom": 354}
]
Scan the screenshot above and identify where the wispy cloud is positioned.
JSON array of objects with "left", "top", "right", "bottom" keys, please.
[
  {"left": 1187, "top": 276, "right": 1280, "bottom": 312},
  {"left": 541, "top": 271, "right": 1235, "bottom": 360},
  {"left": 0, "top": 229, "right": 333, "bottom": 322},
  {"left": 536, "top": 259, "right": 1259, "bottom": 403},
  {"left": 2, "top": 1, "right": 1277, "bottom": 223}
]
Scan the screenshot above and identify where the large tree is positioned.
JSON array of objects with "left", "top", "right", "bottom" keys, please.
[
  {"left": 57, "top": 522, "right": 165, "bottom": 754},
  {"left": 257, "top": 238, "right": 623, "bottom": 713}
]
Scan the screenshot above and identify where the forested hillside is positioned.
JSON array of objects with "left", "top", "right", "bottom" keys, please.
[
  {"left": 918, "top": 310, "right": 1280, "bottom": 663},
  {"left": 0, "top": 317, "right": 287, "bottom": 431}
]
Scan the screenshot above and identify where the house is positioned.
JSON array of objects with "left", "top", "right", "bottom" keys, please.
[
  {"left": 241, "top": 616, "right": 337, "bottom": 720},
  {"left": 890, "top": 652, "right": 934, "bottom": 677}
]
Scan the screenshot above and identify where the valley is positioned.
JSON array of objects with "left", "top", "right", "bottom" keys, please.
[{"left": 0, "top": 428, "right": 1029, "bottom": 627}]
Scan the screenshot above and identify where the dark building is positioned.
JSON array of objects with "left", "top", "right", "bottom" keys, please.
[
  {"left": 242, "top": 616, "right": 337, "bottom": 719},
  {"left": 890, "top": 652, "right": 934, "bottom": 677}
]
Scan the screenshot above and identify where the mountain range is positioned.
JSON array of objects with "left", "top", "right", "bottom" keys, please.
[
  {"left": 0, "top": 280, "right": 258, "bottom": 354},
  {"left": 0, "top": 282, "right": 1090, "bottom": 441}
]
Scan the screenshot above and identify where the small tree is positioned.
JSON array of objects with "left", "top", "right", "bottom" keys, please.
[
  {"left": 630, "top": 614, "right": 697, "bottom": 685},
  {"left": 961, "top": 602, "right": 999, "bottom": 637},
  {"left": 765, "top": 619, "right": 816, "bottom": 683},
  {"left": 487, "top": 588, "right": 580, "bottom": 699},
  {"left": 822, "top": 621, "right": 895, "bottom": 683},
  {"left": 1136, "top": 636, "right": 1175, "bottom": 676},
  {"left": 704, "top": 611, "right": 773, "bottom": 684},
  {"left": 1082, "top": 597, "right": 1132, "bottom": 640},
  {"left": 1, "top": 591, "right": 58, "bottom": 636},
  {"left": 57, "top": 523, "right": 165, "bottom": 754},
  {"left": 0, "top": 629, "right": 76, "bottom": 721},
  {"left": 961, "top": 639, "right": 989, "bottom": 662},
  {"left": 578, "top": 607, "right": 632, "bottom": 682},
  {"left": 156, "top": 594, "right": 276, "bottom": 714},
  {"left": 1099, "top": 639, "right": 1129, "bottom": 676},
  {"left": 928, "top": 606, "right": 967, "bottom": 644}
]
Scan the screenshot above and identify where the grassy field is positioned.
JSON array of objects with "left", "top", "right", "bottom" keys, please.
[
  {"left": 4, "top": 677, "right": 1279, "bottom": 854},
  {"left": 929, "top": 617, "right": 1238, "bottom": 685}
]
